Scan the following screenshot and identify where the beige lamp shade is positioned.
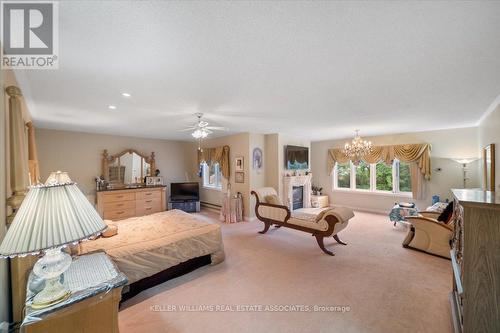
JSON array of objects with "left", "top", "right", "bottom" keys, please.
[{"left": 0, "top": 172, "right": 106, "bottom": 257}]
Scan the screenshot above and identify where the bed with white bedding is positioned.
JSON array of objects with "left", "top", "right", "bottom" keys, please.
[{"left": 79, "top": 209, "right": 225, "bottom": 286}]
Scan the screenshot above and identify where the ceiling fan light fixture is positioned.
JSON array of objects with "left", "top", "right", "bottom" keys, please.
[{"left": 192, "top": 128, "right": 209, "bottom": 139}]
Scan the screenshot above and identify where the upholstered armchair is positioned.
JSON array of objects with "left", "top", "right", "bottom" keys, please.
[
  {"left": 251, "top": 187, "right": 354, "bottom": 256},
  {"left": 403, "top": 212, "right": 453, "bottom": 259}
]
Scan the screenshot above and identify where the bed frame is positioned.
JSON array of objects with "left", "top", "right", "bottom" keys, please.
[{"left": 120, "top": 255, "right": 211, "bottom": 303}]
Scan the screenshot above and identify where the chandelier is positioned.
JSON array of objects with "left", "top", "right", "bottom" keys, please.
[{"left": 343, "top": 130, "right": 373, "bottom": 158}]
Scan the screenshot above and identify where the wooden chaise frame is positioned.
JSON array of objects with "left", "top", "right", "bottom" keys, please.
[{"left": 251, "top": 191, "right": 347, "bottom": 256}]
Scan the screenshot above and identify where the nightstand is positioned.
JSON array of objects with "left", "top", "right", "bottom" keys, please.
[
  {"left": 311, "top": 195, "right": 329, "bottom": 208},
  {"left": 23, "top": 252, "right": 127, "bottom": 333}
]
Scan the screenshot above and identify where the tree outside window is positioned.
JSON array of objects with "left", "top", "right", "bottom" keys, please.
[
  {"left": 376, "top": 162, "right": 393, "bottom": 191},
  {"left": 336, "top": 163, "right": 351, "bottom": 188},
  {"left": 398, "top": 161, "right": 412, "bottom": 193},
  {"left": 355, "top": 161, "right": 370, "bottom": 190}
]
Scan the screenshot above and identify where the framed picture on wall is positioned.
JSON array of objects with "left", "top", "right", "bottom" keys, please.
[
  {"left": 146, "top": 176, "right": 163, "bottom": 185},
  {"left": 235, "top": 156, "right": 244, "bottom": 171},
  {"left": 235, "top": 172, "right": 244, "bottom": 183},
  {"left": 253, "top": 148, "right": 263, "bottom": 169}
]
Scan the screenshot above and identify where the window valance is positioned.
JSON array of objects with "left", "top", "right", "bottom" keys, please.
[
  {"left": 328, "top": 143, "right": 432, "bottom": 180},
  {"left": 198, "top": 145, "right": 230, "bottom": 179}
]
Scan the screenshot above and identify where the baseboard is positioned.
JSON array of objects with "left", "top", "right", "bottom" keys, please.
[
  {"left": 330, "top": 203, "right": 389, "bottom": 215},
  {"left": 200, "top": 202, "right": 221, "bottom": 212}
]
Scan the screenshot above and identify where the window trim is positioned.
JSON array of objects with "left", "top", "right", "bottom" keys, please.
[{"left": 332, "top": 159, "right": 412, "bottom": 197}]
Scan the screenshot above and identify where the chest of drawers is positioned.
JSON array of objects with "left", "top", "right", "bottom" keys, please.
[
  {"left": 311, "top": 195, "right": 329, "bottom": 208},
  {"left": 450, "top": 189, "right": 500, "bottom": 333},
  {"left": 96, "top": 186, "right": 166, "bottom": 220}
]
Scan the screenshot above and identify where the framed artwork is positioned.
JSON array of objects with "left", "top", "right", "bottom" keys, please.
[
  {"left": 253, "top": 148, "right": 263, "bottom": 169},
  {"left": 483, "top": 144, "right": 496, "bottom": 191},
  {"left": 235, "top": 156, "right": 244, "bottom": 171},
  {"left": 235, "top": 172, "right": 244, "bottom": 183}
]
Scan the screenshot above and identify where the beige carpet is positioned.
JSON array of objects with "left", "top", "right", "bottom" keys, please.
[{"left": 119, "top": 210, "right": 452, "bottom": 333}]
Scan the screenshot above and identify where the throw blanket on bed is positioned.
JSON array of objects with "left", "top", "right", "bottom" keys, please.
[{"left": 80, "top": 209, "right": 225, "bottom": 284}]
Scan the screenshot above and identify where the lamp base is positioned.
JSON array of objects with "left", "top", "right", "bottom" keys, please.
[
  {"left": 32, "top": 247, "right": 72, "bottom": 308},
  {"left": 31, "top": 279, "right": 71, "bottom": 308}
]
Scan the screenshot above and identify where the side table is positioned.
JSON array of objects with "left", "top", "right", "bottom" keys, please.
[
  {"left": 23, "top": 251, "right": 127, "bottom": 333},
  {"left": 311, "top": 195, "right": 329, "bottom": 208},
  {"left": 389, "top": 204, "right": 419, "bottom": 226},
  {"left": 220, "top": 194, "right": 243, "bottom": 223}
]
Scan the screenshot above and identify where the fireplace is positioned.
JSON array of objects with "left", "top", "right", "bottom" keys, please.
[
  {"left": 292, "top": 186, "right": 304, "bottom": 210},
  {"left": 283, "top": 174, "right": 312, "bottom": 211}
]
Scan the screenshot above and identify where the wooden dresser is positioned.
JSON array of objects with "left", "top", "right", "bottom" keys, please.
[
  {"left": 450, "top": 189, "right": 500, "bottom": 333},
  {"left": 96, "top": 186, "right": 166, "bottom": 220}
]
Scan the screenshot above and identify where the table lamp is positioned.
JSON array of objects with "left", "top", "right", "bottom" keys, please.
[{"left": 0, "top": 171, "right": 107, "bottom": 307}]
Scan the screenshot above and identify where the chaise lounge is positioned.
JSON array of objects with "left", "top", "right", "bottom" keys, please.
[{"left": 251, "top": 187, "right": 355, "bottom": 256}]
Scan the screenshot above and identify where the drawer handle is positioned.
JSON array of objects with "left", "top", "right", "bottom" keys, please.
[
  {"left": 116, "top": 211, "right": 124, "bottom": 215},
  {"left": 145, "top": 193, "right": 153, "bottom": 196},
  {"left": 116, "top": 195, "right": 124, "bottom": 199},
  {"left": 146, "top": 207, "right": 152, "bottom": 210},
  {"left": 116, "top": 203, "right": 124, "bottom": 207},
  {"left": 145, "top": 200, "right": 152, "bottom": 203}
]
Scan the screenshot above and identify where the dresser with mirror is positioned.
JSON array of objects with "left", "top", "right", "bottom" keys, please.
[{"left": 97, "top": 149, "right": 166, "bottom": 220}]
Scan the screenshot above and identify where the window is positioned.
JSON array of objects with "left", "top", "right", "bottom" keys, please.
[
  {"left": 336, "top": 163, "right": 351, "bottom": 188},
  {"left": 202, "top": 162, "right": 222, "bottom": 189},
  {"left": 376, "top": 162, "right": 393, "bottom": 191},
  {"left": 355, "top": 161, "right": 370, "bottom": 190},
  {"left": 397, "top": 161, "right": 412, "bottom": 193},
  {"left": 333, "top": 159, "right": 411, "bottom": 195}
]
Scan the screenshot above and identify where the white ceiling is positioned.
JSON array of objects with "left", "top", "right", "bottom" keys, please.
[{"left": 14, "top": 1, "right": 500, "bottom": 142}]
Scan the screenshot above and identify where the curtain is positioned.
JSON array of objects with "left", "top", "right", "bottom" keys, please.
[
  {"left": 410, "top": 163, "right": 425, "bottom": 200},
  {"left": 328, "top": 143, "right": 431, "bottom": 179},
  {"left": 6, "top": 86, "right": 30, "bottom": 219},
  {"left": 198, "top": 145, "right": 230, "bottom": 180},
  {"left": 327, "top": 143, "right": 431, "bottom": 199}
]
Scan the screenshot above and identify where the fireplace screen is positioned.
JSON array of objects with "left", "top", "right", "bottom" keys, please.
[{"left": 292, "top": 186, "right": 304, "bottom": 210}]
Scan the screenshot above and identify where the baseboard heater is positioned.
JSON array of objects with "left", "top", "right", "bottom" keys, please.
[{"left": 200, "top": 202, "right": 221, "bottom": 211}]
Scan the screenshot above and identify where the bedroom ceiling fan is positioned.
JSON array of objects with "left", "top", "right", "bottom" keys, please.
[{"left": 180, "top": 113, "right": 227, "bottom": 151}]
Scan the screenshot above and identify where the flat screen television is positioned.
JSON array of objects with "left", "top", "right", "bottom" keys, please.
[
  {"left": 285, "top": 145, "right": 309, "bottom": 170},
  {"left": 171, "top": 182, "right": 199, "bottom": 201}
]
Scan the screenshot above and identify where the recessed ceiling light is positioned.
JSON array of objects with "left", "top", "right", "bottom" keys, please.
[
  {"left": 121, "top": 92, "right": 131, "bottom": 97},
  {"left": 108, "top": 105, "right": 117, "bottom": 110}
]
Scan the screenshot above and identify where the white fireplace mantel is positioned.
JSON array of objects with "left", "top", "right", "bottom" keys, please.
[{"left": 282, "top": 175, "right": 312, "bottom": 211}]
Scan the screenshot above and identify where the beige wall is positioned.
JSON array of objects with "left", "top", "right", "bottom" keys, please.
[
  {"left": 0, "top": 67, "right": 10, "bottom": 323},
  {"left": 264, "top": 133, "right": 311, "bottom": 199},
  {"left": 264, "top": 134, "right": 279, "bottom": 192},
  {"left": 36, "top": 129, "right": 191, "bottom": 204},
  {"left": 311, "top": 127, "right": 480, "bottom": 213},
  {"left": 478, "top": 104, "right": 500, "bottom": 191},
  {"left": 249, "top": 134, "right": 266, "bottom": 214}
]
